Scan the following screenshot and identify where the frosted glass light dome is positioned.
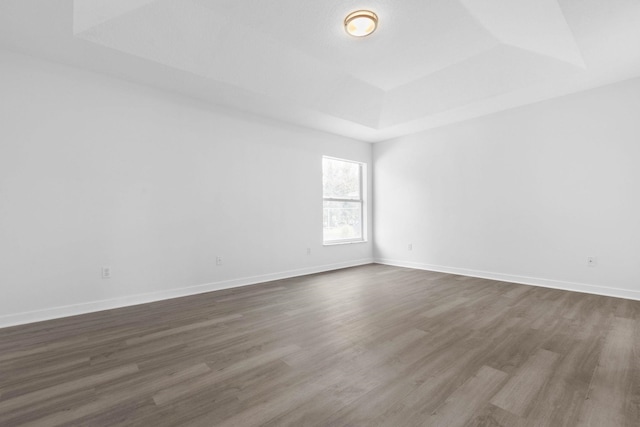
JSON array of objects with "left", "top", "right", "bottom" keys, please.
[{"left": 344, "top": 10, "right": 378, "bottom": 37}]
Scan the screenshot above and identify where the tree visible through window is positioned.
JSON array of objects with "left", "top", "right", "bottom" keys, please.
[{"left": 323, "top": 156, "right": 365, "bottom": 243}]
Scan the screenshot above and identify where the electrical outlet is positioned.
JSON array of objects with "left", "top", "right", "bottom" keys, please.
[
  {"left": 306, "top": 248, "right": 311, "bottom": 255},
  {"left": 587, "top": 257, "right": 597, "bottom": 267},
  {"left": 408, "top": 243, "right": 413, "bottom": 251},
  {"left": 102, "top": 266, "right": 111, "bottom": 279},
  {"left": 216, "top": 256, "right": 223, "bottom": 266}
]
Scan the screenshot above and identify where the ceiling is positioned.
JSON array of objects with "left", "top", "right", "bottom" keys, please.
[{"left": 1, "top": 0, "right": 640, "bottom": 142}]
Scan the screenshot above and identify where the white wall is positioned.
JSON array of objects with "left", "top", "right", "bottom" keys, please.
[
  {"left": 374, "top": 77, "right": 640, "bottom": 300},
  {"left": 0, "top": 50, "right": 373, "bottom": 327}
]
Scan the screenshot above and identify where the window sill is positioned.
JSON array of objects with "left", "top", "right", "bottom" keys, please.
[{"left": 323, "top": 240, "right": 368, "bottom": 246}]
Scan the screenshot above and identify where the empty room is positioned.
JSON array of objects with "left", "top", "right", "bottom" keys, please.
[{"left": 1, "top": 1, "right": 639, "bottom": 426}]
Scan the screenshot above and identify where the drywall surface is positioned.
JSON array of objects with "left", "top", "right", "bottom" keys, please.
[
  {"left": 0, "top": 50, "right": 372, "bottom": 327},
  {"left": 374, "top": 77, "right": 640, "bottom": 300}
]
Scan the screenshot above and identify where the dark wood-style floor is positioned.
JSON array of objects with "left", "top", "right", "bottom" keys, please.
[{"left": 1, "top": 264, "right": 639, "bottom": 426}]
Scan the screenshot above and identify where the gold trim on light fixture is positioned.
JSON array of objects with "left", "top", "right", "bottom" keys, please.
[{"left": 344, "top": 10, "right": 378, "bottom": 37}]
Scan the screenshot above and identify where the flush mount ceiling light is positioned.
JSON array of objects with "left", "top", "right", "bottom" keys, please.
[{"left": 344, "top": 10, "right": 378, "bottom": 37}]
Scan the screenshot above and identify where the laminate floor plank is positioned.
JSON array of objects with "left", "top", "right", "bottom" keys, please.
[
  {"left": 490, "top": 348, "right": 560, "bottom": 416},
  {"left": 577, "top": 316, "right": 639, "bottom": 426},
  {"left": 427, "top": 365, "right": 508, "bottom": 427},
  {"left": 152, "top": 344, "right": 300, "bottom": 406},
  {"left": 1, "top": 264, "right": 638, "bottom": 426},
  {"left": 465, "top": 403, "right": 525, "bottom": 427},
  {"left": 0, "top": 364, "right": 139, "bottom": 414}
]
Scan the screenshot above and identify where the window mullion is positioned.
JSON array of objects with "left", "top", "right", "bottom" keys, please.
[{"left": 323, "top": 197, "right": 362, "bottom": 203}]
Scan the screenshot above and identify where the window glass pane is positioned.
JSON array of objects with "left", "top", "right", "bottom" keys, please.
[
  {"left": 323, "top": 158, "right": 361, "bottom": 200},
  {"left": 323, "top": 201, "right": 362, "bottom": 242}
]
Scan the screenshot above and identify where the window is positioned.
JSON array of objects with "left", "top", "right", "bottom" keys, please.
[{"left": 323, "top": 156, "right": 365, "bottom": 244}]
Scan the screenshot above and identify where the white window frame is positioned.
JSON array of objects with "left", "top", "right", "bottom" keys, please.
[{"left": 322, "top": 156, "right": 366, "bottom": 245}]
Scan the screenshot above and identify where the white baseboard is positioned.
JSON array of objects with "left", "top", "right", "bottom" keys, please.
[
  {"left": 0, "top": 258, "right": 374, "bottom": 329},
  {"left": 375, "top": 258, "right": 640, "bottom": 301}
]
